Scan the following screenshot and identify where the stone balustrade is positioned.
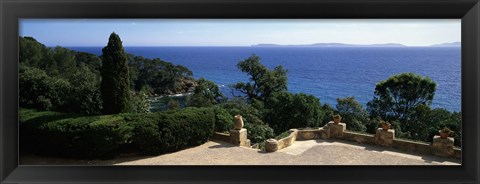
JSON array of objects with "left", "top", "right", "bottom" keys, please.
[
  {"left": 265, "top": 129, "right": 298, "bottom": 152},
  {"left": 211, "top": 119, "right": 460, "bottom": 159},
  {"left": 212, "top": 129, "right": 251, "bottom": 147}
]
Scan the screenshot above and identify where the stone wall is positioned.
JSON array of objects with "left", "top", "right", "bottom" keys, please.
[
  {"left": 392, "top": 139, "right": 431, "bottom": 155},
  {"left": 264, "top": 126, "right": 461, "bottom": 160},
  {"left": 342, "top": 131, "right": 375, "bottom": 145},
  {"left": 212, "top": 132, "right": 231, "bottom": 143},
  {"left": 266, "top": 129, "right": 298, "bottom": 152},
  {"left": 212, "top": 130, "right": 250, "bottom": 147},
  {"left": 212, "top": 122, "right": 461, "bottom": 160}
]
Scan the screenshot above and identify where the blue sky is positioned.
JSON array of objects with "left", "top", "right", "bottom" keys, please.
[{"left": 19, "top": 19, "right": 460, "bottom": 47}]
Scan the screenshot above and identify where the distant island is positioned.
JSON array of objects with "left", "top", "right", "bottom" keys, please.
[
  {"left": 252, "top": 42, "right": 461, "bottom": 47},
  {"left": 430, "top": 42, "right": 461, "bottom": 47},
  {"left": 251, "top": 43, "right": 407, "bottom": 47}
]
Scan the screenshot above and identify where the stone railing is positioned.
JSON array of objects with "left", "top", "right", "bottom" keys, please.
[
  {"left": 211, "top": 119, "right": 461, "bottom": 159},
  {"left": 265, "top": 129, "right": 298, "bottom": 152},
  {"left": 212, "top": 128, "right": 251, "bottom": 147},
  {"left": 263, "top": 122, "right": 461, "bottom": 159}
]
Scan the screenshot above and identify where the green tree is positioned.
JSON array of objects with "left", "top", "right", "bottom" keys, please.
[
  {"left": 221, "top": 98, "right": 274, "bottom": 143},
  {"left": 167, "top": 99, "right": 180, "bottom": 110},
  {"left": 403, "top": 106, "right": 462, "bottom": 147},
  {"left": 187, "top": 78, "right": 226, "bottom": 107},
  {"left": 19, "top": 36, "right": 56, "bottom": 72},
  {"left": 130, "top": 56, "right": 194, "bottom": 95},
  {"left": 336, "top": 97, "right": 369, "bottom": 133},
  {"left": 263, "top": 92, "right": 324, "bottom": 134},
  {"left": 321, "top": 103, "right": 335, "bottom": 125},
  {"left": 19, "top": 66, "right": 70, "bottom": 111},
  {"left": 367, "top": 73, "right": 436, "bottom": 122},
  {"left": 100, "top": 32, "right": 131, "bottom": 114},
  {"left": 65, "top": 63, "right": 103, "bottom": 114},
  {"left": 74, "top": 51, "right": 102, "bottom": 75},
  {"left": 213, "top": 106, "right": 233, "bottom": 132},
  {"left": 233, "top": 54, "right": 288, "bottom": 102},
  {"left": 52, "top": 46, "right": 77, "bottom": 78}
]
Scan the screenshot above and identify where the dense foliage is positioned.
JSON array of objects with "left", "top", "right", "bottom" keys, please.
[
  {"left": 19, "top": 34, "right": 463, "bottom": 154},
  {"left": 20, "top": 107, "right": 215, "bottom": 158},
  {"left": 186, "top": 78, "right": 226, "bottom": 107},
  {"left": 127, "top": 55, "right": 195, "bottom": 95},
  {"left": 20, "top": 109, "right": 133, "bottom": 159},
  {"left": 122, "top": 107, "right": 215, "bottom": 155},
  {"left": 19, "top": 35, "right": 196, "bottom": 115},
  {"left": 367, "top": 73, "right": 436, "bottom": 122},
  {"left": 220, "top": 98, "right": 275, "bottom": 143},
  {"left": 263, "top": 92, "right": 324, "bottom": 134},
  {"left": 335, "top": 97, "right": 369, "bottom": 132}
]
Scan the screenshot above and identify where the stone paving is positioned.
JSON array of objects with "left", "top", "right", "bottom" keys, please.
[
  {"left": 112, "top": 139, "right": 459, "bottom": 165},
  {"left": 20, "top": 139, "right": 461, "bottom": 165}
]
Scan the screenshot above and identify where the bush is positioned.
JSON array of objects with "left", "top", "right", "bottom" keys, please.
[
  {"left": 124, "top": 107, "right": 215, "bottom": 155},
  {"left": 321, "top": 103, "right": 335, "bottom": 125},
  {"left": 19, "top": 67, "right": 70, "bottom": 111},
  {"left": 221, "top": 98, "right": 264, "bottom": 126},
  {"left": 20, "top": 108, "right": 133, "bottom": 159},
  {"left": 220, "top": 98, "right": 274, "bottom": 143},
  {"left": 167, "top": 99, "right": 181, "bottom": 110},
  {"left": 213, "top": 106, "right": 233, "bottom": 132},
  {"left": 20, "top": 107, "right": 216, "bottom": 158},
  {"left": 243, "top": 122, "right": 275, "bottom": 143},
  {"left": 129, "top": 88, "right": 150, "bottom": 113}
]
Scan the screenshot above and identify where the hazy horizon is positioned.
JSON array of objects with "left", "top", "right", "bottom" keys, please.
[{"left": 20, "top": 19, "right": 460, "bottom": 47}]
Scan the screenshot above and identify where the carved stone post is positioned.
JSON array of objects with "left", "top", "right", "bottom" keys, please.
[
  {"left": 431, "top": 135, "right": 455, "bottom": 157},
  {"left": 321, "top": 121, "right": 346, "bottom": 139},
  {"left": 375, "top": 128, "right": 395, "bottom": 147},
  {"left": 229, "top": 128, "right": 250, "bottom": 147}
]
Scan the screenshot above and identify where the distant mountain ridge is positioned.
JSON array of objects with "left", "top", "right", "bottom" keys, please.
[
  {"left": 252, "top": 43, "right": 407, "bottom": 47},
  {"left": 252, "top": 42, "right": 461, "bottom": 47},
  {"left": 430, "top": 42, "right": 461, "bottom": 47}
]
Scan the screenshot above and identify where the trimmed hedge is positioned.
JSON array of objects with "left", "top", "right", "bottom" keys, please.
[
  {"left": 124, "top": 107, "right": 215, "bottom": 155},
  {"left": 20, "top": 109, "right": 133, "bottom": 159},
  {"left": 20, "top": 107, "right": 215, "bottom": 158}
]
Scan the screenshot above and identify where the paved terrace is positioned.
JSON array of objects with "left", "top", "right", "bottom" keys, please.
[{"left": 20, "top": 139, "right": 460, "bottom": 165}]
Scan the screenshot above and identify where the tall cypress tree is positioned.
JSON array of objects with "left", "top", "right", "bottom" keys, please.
[{"left": 101, "top": 32, "right": 131, "bottom": 114}]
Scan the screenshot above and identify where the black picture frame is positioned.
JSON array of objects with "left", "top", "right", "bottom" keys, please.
[{"left": 1, "top": 0, "right": 479, "bottom": 183}]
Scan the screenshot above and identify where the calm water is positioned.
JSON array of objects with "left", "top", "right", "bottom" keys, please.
[{"left": 68, "top": 47, "right": 461, "bottom": 112}]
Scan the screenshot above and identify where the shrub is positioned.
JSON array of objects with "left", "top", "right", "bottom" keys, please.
[
  {"left": 125, "top": 107, "right": 215, "bottom": 155},
  {"left": 19, "top": 67, "right": 70, "bottom": 111},
  {"left": 20, "top": 107, "right": 216, "bottom": 158},
  {"left": 221, "top": 98, "right": 265, "bottom": 126},
  {"left": 167, "top": 99, "right": 181, "bottom": 110},
  {"left": 129, "top": 88, "right": 150, "bottom": 113},
  {"left": 213, "top": 106, "right": 233, "bottom": 132},
  {"left": 243, "top": 122, "right": 275, "bottom": 143},
  {"left": 220, "top": 98, "right": 275, "bottom": 143},
  {"left": 321, "top": 103, "right": 335, "bottom": 125},
  {"left": 20, "top": 109, "right": 133, "bottom": 159}
]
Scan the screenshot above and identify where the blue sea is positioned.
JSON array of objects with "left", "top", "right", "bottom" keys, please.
[{"left": 68, "top": 47, "right": 461, "bottom": 112}]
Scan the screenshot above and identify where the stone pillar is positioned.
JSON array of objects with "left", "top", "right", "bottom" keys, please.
[
  {"left": 431, "top": 135, "right": 454, "bottom": 157},
  {"left": 265, "top": 138, "right": 279, "bottom": 152},
  {"left": 229, "top": 128, "right": 250, "bottom": 147},
  {"left": 322, "top": 121, "right": 346, "bottom": 139},
  {"left": 375, "top": 128, "right": 395, "bottom": 147}
]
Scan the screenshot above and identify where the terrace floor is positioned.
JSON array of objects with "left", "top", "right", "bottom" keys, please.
[{"left": 20, "top": 139, "right": 461, "bottom": 165}]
